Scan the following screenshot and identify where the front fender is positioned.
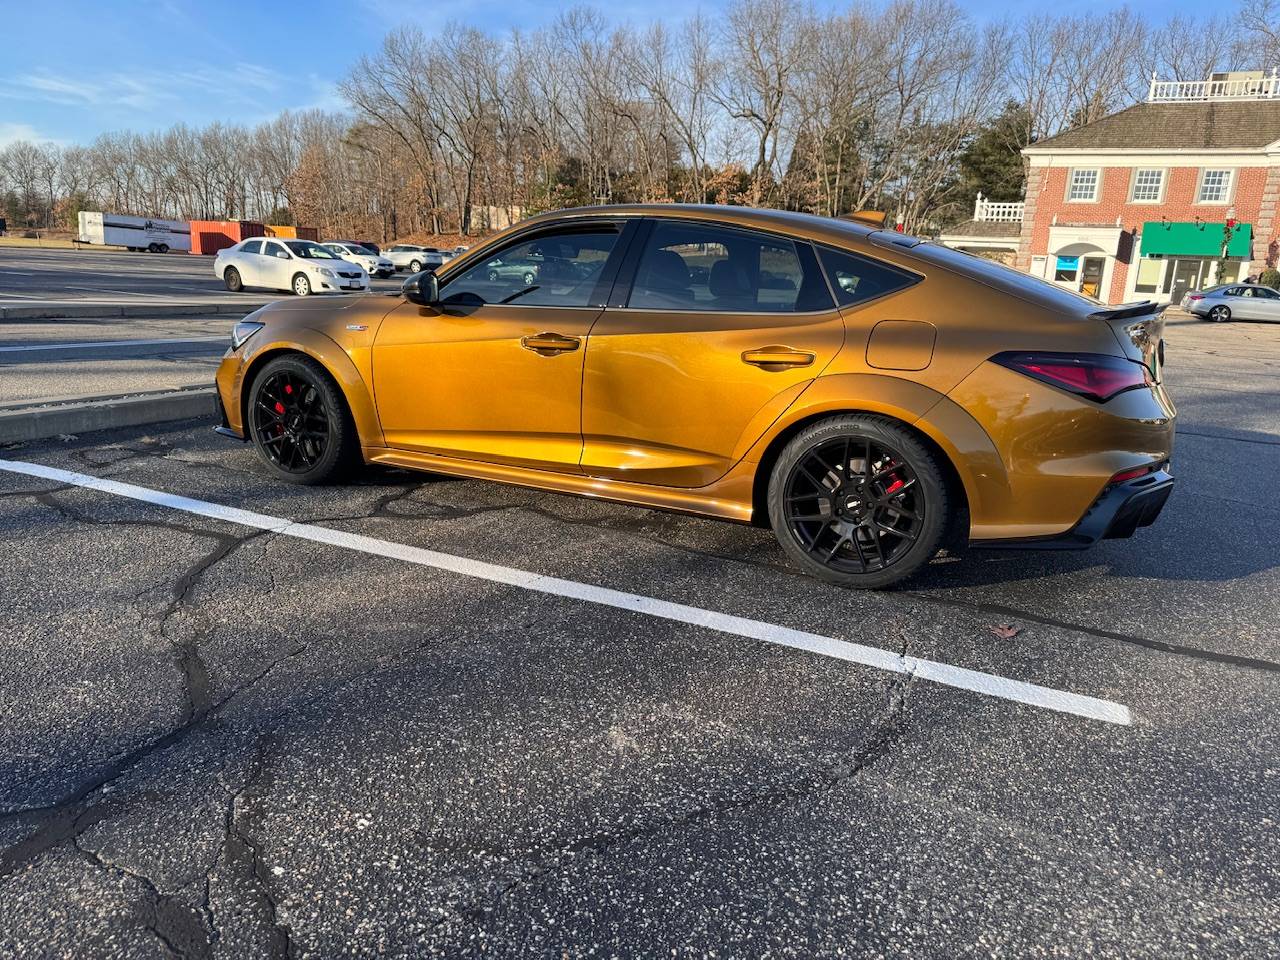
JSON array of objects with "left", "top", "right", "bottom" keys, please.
[{"left": 224, "top": 327, "right": 385, "bottom": 449}]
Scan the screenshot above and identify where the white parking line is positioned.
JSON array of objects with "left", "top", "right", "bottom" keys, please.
[
  {"left": 0, "top": 459, "right": 1133, "bottom": 726},
  {"left": 0, "top": 337, "right": 225, "bottom": 353}
]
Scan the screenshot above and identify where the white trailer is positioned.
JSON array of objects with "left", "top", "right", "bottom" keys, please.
[{"left": 77, "top": 211, "right": 191, "bottom": 253}]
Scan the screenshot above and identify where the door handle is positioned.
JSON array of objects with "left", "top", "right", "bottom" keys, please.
[
  {"left": 741, "top": 346, "right": 816, "bottom": 370},
  {"left": 521, "top": 332, "right": 580, "bottom": 355}
]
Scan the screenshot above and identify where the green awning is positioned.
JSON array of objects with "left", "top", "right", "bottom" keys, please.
[{"left": 1141, "top": 221, "right": 1252, "bottom": 258}]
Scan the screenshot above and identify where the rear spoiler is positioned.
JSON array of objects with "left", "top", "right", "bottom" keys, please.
[{"left": 1085, "top": 300, "right": 1162, "bottom": 322}]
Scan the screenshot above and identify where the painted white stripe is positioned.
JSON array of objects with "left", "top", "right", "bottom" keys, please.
[
  {"left": 0, "top": 337, "right": 225, "bottom": 353},
  {"left": 0, "top": 458, "right": 1133, "bottom": 726}
]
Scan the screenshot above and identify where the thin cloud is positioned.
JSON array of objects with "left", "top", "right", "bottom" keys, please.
[
  {"left": 0, "top": 122, "right": 67, "bottom": 148},
  {"left": 0, "top": 63, "right": 286, "bottom": 114}
]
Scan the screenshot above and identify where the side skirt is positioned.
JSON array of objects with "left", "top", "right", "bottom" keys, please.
[{"left": 363, "top": 447, "right": 757, "bottom": 523}]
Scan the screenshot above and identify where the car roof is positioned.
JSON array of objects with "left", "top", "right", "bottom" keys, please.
[{"left": 515, "top": 203, "right": 880, "bottom": 247}]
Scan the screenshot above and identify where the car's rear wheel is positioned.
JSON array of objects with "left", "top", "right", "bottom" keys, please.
[
  {"left": 1207, "top": 305, "right": 1231, "bottom": 322},
  {"left": 767, "top": 415, "right": 950, "bottom": 589},
  {"left": 522, "top": 271, "right": 536, "bottom": 285},
  {"left": 487, "top": 269, "right": 499, "bottom": 282},
  {"left": 224, "top": 267, "right": 243, "bottom": 292},
  {"left": 292, "top": 273, "right": 312, "bottom": 297},
  {"left": 409, "top": 259, "right": 423, "bottom": 273},
  {"left": 247, "top": 355, "right": 358, "bottom": 484}
]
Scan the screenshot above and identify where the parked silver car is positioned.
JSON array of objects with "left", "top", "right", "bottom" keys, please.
[
  {"left": 386, "top": 244, "right": 446, "bottom": 273},
  {"left": 1185, "top": 283, "right": 1280, "bottom": 322}
]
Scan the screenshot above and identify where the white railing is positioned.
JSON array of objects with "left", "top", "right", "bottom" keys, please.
[
  {"left": 973, "top": 193, "right": 1024, "bottom": 223},
  {"left": 1148, "top": 71, "right": 1280, "bottom": 103}
]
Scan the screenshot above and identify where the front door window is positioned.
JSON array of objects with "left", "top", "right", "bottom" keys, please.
[{"left": 443, "top": 231, "right": 618, "bottom": 308}]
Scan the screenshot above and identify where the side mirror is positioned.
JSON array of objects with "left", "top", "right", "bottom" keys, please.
[{"left": 403, "top": 270, "right": 439, "bottom": 307}]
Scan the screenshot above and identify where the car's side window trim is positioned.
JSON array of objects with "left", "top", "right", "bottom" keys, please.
[
  {"left": 436, "top": 219, "right": 633, "bottom": 311},
  {"left": 608, "top": 217, "right": 837, "bottom": 316}
]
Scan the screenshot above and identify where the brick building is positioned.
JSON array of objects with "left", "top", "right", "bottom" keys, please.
[
  {"left": 1015, "top": 73, "right": 1280, "bottom": 304},
  {"left": 939, "top": 73, "right": 1280, "bottom": 303}
]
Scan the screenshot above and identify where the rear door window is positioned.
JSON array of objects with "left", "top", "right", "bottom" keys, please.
[
  {"left": 817, "top": 246, "right": 920, "bottom": 307},
  {"left": 241, "top": 240, "right": 263, "bottom": 255},
  {"left": 626, "top": 221, "right": 832, "bottom": 313}
]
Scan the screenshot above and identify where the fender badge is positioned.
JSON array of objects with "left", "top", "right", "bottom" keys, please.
[{"left": 346, "top": 324, "right": 368, "bottom": 331}]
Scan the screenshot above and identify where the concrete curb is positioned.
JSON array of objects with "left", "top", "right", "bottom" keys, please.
[
  {"left": 0, "top": 389, "right": 214, "bottom": 444},
  {"left": 0, "top": 301, "right": 269, "bottom": 321}
]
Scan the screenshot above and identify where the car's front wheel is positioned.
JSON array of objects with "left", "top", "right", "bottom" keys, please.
[
  {"left": 1207, "top": 305, "right": 1231, "bottom": 322},
  {"left": 409, "top": 260, "right": 422, "bottom": 273},
  {"left": 292, "top": 273, "right": 312, "bottom": 297},
  {"left": 767, "top": 415, "right": 950, "bottom": 589},
  {"left": 247, "top": 355, "right": 358, "bottom": 484},
  {"left": 224, "top": 267, "right": 243, "bottom": 292}
]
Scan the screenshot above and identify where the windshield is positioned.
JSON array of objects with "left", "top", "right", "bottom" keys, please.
[{"left": 287, "top": 241, "right": 340, "bottom": 260}]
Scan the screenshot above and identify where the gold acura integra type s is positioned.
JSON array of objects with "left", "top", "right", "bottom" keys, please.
[{"left": 214, "top": 205, "right": 1175, "bottom": 588}]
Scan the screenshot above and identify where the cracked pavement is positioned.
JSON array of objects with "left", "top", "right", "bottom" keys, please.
[{"left": 0, "top": 314, "right": 1278, "bottom": 957}]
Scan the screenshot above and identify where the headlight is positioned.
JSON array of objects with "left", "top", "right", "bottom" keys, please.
[
  {"left": 231, "top": 320, "right": 265, "bottom": 351},
  {"left": 318, "top": 268, "right": 336, "bottom": 278}
]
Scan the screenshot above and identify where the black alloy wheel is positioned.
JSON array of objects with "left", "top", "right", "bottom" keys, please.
[
  {"left": 248, "top": 355, "right": 357, "bottom": 484},
  {"left": 768, "top": 415, "right": 950, "bottom": 588}
]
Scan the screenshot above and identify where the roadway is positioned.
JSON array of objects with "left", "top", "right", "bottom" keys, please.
[{"left": 0, "top": 311, "right": 1277, "bottom": 956}]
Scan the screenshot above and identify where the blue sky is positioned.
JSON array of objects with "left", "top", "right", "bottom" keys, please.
[{"left": 0, "top": 0, "right": 1224, "bottom": 148}]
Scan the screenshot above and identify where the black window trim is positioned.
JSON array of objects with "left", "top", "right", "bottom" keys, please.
[
  {"left": 436, "top": 218, "right": 640, "bottom": 311},
  {"left": 609, "top": 216, "right": 838, "bottom": 316}
]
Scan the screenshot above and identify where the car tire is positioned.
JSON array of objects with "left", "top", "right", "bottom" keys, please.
[
  {"left": 224, "top": 267, "right": 244, "bottom": 293},
  {"left": 158, "top": 244, "right": 169, "bottom": 254},
  {"left": 1207, "top": 305, "right": 1231, "bottom": 322},
  {"left": 486, "top": 269, "right": 499, "bottom": 282},
  {"left": 523, "top": 271, "right": 536, "bottom": 285},
  {"left": 767, "top": 415, "right": 950, "bottom": 589},
  {"left": 246, "top": 354, "right": 359, "bottom": 485},
  {"left": 292, "top": 273, "right": 312, "bottom": 297},
  {"left": 409, "top": 260, "right": 423, "bottom": 274}
]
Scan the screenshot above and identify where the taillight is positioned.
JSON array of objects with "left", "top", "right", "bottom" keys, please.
[
  {"left": 1187, "top": 294, "right": 1204, "bottom": 302},
  {"left": 992, "top": 352, "right": 1150, "bottom": 403}
]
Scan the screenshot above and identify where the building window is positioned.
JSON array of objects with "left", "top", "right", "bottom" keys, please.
[
  {"left": 1067, "top": 169, "right": 1100, "bottom": 202},
  {"left": 1134, "top": 257, "right": 1163, "bottom": 293},
  {"left": 1131, "top": 169, "right": 1164, "bottom": 203},
  {"left": 1054, "top": 255, "right": 1080, "bottom": 281},
  {"left": 1197, "top": 169, "right": 1234, "bottom": 204}
]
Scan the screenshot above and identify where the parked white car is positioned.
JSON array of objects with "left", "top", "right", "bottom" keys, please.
[
  {"left": 215, "top": 238, "right": 368, "bottom": 296},
  {"left": 386, "top": 244, "right": 446, "bottom": 273},
  {"left": 322, "top": 242, "right": 395, "bottom": 278}
]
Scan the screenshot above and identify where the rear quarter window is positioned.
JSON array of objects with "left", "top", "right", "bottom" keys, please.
[{"left": 817, "top": 246, "right": 919, "bottom": 306}]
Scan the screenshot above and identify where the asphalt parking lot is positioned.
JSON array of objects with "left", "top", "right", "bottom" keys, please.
[
  {"left": 1, "top": 313, "right": 1278, "bottom": 956},
  {"left": 0, "top": 247, "right": 405, "bottom": 304}
]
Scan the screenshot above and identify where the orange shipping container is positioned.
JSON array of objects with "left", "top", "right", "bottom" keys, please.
[
  {"left": 188, "top": 220, "right": 265, "bottom": 255},
  {"left": 264, "top": 224, "right": 297, "bottom": 239}
]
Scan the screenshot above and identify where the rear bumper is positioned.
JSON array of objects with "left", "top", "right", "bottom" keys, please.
[{"left": 973, "top": 465, "right": 1174, "bottom": 550}]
